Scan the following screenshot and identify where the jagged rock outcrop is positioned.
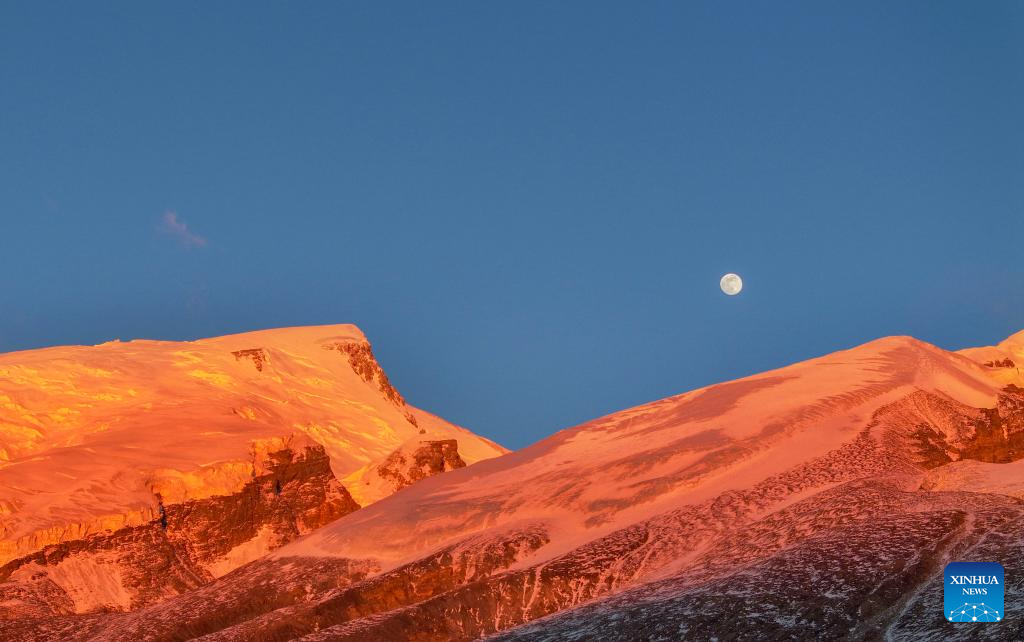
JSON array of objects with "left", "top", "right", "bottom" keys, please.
[
  {"left": 377, "top": 439, "right": 466, "bottom": 491},
  {"left": 323, "top": 339, "right": 422, "bottom": 427},
  {"left": 323, "top": 341, "right": 405, "bottom": 408},
  {"left": 984, "top": 358, "right": 1016, "bottom": 368},
  {"left": 897, "top": 385, "right": 1024, "bottom": 466},
  {"left": 231, "top": 348, "right": 268, "bottom": 372},
  {"left": 0, "top": 442, "right": 358, "bottom": 616},
  {"left": 342, "top": 438, "right": 470, "bottom": 506}
]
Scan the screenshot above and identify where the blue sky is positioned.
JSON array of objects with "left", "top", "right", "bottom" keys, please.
[{"left": 2, "top": 2, "right": 1022, "bottom": 448}]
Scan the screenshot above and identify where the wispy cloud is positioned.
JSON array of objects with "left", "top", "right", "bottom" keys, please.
[{"left": 159, "top": 211, "right": 207, "bottom": 248}]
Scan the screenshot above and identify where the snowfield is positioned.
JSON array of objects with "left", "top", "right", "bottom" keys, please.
[{"left": 4, "top": 328, "right": 1024, "bottom": 640}]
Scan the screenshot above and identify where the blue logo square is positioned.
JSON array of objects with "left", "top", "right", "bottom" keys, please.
[{"left": 944, "top": 562, "right": 1004, "bottom": 622}]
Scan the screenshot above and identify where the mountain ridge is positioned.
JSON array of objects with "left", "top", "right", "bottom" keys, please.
[
  {"left": 0, "top": 324, "right": 506, "bottom": 616},
  {"left": 4, "top": 327, "right": 1024, "bottom": 640}
]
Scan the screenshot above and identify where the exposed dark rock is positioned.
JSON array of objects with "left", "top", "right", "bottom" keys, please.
[
  {"left": 231, "top": 348, "right": 268, "bottom": 372},
  {"left": 983, "top": 358, "right": 1015, "bottom": 368},
  {"left": 958, "top": 385, "right": 1024, "bottom": 463},
  {"left": 0, "top": 444, "right": 359, "bottom": 614},
  {"left": 324, "top": 341, "right": 405, "bottom": 407},
  {"left": 376, "top": 440, "right": 467, "bottom": 493},
  {"left": 900, "top": 386, "right": 1024, "bottom": 466},
  {"left": 911, "top": 423, "right": 956, "bottom": 469}
]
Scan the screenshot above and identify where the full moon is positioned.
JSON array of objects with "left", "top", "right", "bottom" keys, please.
[{"left": 720, "top": 273, "right": 743, "bottom": 295}]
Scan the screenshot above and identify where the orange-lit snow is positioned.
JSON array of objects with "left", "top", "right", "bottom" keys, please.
[
  {"left": 0, "top": 324, "right": 505, "bottom": 564},
  {"left": 279, "top": 333, "right": 1024, "bottom": 569},
  {"left": 7, "top": 328, "right": 1024, "bottom": 639}
]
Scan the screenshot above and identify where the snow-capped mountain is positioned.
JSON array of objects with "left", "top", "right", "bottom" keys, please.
[
  {"left": 0, "top": 325, "right": 505, "bottom": 615},
  {"left": 5, "top": 329, "right": 1024, "bottom": 640}
]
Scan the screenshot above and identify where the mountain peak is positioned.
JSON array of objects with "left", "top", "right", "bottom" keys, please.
[
  {"left": 193, "top": 323, "right": 368, "bottom": 345},
  {"left": 999, "top": 328, "right": 1024, "bottom": 348},
  {"left": 0, "top": 324, "right": 505, "bottom": 571},
  {"left": 850, "top": 333, "right": 934, "bottom": 353}
]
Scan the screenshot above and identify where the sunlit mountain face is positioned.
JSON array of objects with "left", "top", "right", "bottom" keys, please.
[
  {"left": 3, "top": 328, "right": 1024, "bottom": 641},
  {"left": 0, "top": 326, "right": 505, "bottom": 618}
]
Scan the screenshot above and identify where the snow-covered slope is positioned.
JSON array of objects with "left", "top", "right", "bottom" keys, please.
[
  {"left": 279, "top": 334, "right": 1008, "bottom": 567},
  {"left": 7, "top": 329, "right": 1024, "bottom": 641},
  {"left": 958, "top": 329, "right": 1024, "bottom": 385},
  {"left": 0, "top": 324, "right": 505, "bottom": 612}
]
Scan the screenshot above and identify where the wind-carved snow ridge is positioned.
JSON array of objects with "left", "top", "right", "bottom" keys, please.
[{"left": 6, "top": 328, "right": 1024, "bottom": 641}]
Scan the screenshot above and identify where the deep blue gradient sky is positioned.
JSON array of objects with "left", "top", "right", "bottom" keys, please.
[{"left": 2, "top": 3, "right": 1022, "bottom": 448}]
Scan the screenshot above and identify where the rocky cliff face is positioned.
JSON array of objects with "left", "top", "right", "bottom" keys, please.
[
  {"left": 323, "top": 341, "right": 408, "bottom": 410},
  {"left": 366, "top": 439, "right": 467, "bottom": 499},
  {"left": 899, "top": 384, "right": 1024, "bottom": 466},
  {"left": 323, "top": 338, "right": 425, "bottom": 429},
  {"left": 379, "top": 439, "right": 466, "bottom": 488},
  {"left": 0, "top": 442, "right": 359, "bottom": 616},
  {"left": 341, "top": 437, "right": 476, "bottom": 506}
]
